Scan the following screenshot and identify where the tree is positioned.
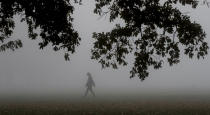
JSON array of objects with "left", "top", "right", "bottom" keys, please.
[
  {"left": 91, "top": 0, "right": 209, "bottom": 80},
  {"left": 0, "top": 0, "right": 81, "bottom": 60},
  {"left": 0, "top": 0, "right": 209, "bottom": 80}
]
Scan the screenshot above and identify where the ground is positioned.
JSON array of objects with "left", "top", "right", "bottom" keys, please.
[{"left": 1, "top": 97, "right": 210, "bottom": 115}]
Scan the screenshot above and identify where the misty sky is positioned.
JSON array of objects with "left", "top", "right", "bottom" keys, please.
[{"left": 0, "top": 0, "right": 210, "bottom": 97}]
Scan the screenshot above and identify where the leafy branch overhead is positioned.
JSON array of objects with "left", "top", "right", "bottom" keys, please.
[
  {"left": 0, "top": 0, "right": 209, "bottom": 80},
  {"left": 91, "top": 0, "right": 209, "bottom": 80},
  {"left": 0, "top": 0, "right": 81, "bottom": 60}
]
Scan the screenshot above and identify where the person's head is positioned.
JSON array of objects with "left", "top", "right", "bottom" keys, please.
[{"left": 87, "top": 72, "right": 91, "bottom": 77}]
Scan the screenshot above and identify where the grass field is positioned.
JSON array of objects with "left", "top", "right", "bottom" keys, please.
[
  {"left": 1, "top": 98, "right": 210, "bottom": 115},
  {"left": 1, "top": 91, "right": 210, "bottom": 115}
]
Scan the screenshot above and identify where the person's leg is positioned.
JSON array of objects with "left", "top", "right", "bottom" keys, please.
[
  {"left": 84, "top": 88, "right": 89, "bottom": 97},
  {"left": 90, "top": 88, "right": 95, "bottom": 97}
]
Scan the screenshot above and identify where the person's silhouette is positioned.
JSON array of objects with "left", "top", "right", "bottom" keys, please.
[{"left": 84, "top": 72, "right": 95, "bottom": 97}]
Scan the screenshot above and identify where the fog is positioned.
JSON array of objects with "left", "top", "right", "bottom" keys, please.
[{"left": 0, "top": 0, "right": 210, "bottom": 101}]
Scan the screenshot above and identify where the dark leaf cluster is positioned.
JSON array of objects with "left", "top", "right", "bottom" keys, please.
[
  {"left": 0, "top": 0, "right": 209, "bottom": 80},
  {"left": 92, "top": 0, "right": 208, "bottom": 80},
  {"left": 0, "top": 0, "right": 81, "bottom": 59}
]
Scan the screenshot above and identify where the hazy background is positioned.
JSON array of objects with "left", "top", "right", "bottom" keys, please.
[{"left": 0, "top": 0, "right": 210, "bottom": 100}]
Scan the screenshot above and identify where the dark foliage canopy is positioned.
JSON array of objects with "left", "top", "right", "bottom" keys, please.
[
  {"left": 0, "top": 0, "right": 81, "bottom": 60},
  {"left": 0, "top": 0, "right": 209, "bottom": 80},
  {"left": 91, "top": 0, "right": 209, "bottom": 80}
]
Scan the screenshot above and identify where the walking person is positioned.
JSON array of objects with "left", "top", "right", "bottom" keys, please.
[{"left": 84, "top": 72, "right": 95, "bottom": 97}]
